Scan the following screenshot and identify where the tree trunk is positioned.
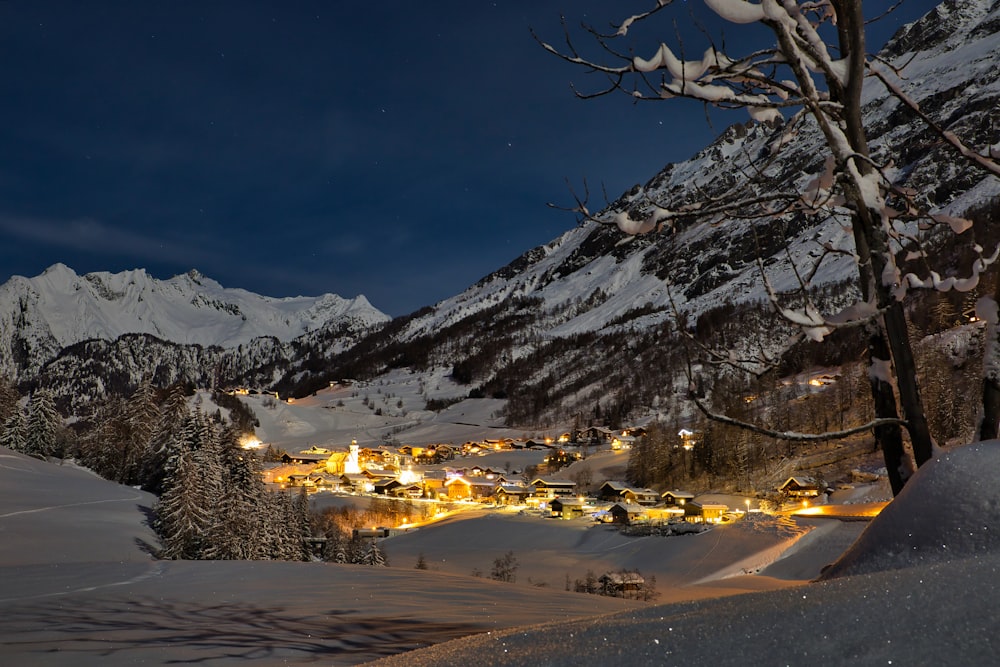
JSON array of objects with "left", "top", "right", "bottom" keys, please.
[
  {"left": 833, "top": 0, "right": 934, "bottom": 484},
  {"left": 977, "top": 293, "right": 1000, "bottom": 441},
  {"left": 867, "top": 324, "right": 909, "bottom": 495}
]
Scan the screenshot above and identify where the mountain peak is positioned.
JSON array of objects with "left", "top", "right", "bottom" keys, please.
[{"left": 0, "top": 265, "right": 390, "bottom": 381}]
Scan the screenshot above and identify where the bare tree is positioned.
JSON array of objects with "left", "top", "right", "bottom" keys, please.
[{"left": 540, "top": 1, "right": 1000, "bottom": 494}]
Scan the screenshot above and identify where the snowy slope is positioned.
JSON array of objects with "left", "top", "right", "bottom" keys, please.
[
  {"left": 395, "top": 0, "right": 1000, "bottom": 344},
  {"left": 0, "top": 264, "right": 389, "bottom": 379}
]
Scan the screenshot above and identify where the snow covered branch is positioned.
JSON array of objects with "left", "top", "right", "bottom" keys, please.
[
  {"left": 691, "top": 394, "right": 907, "bottom": 442},
  {"left": 869, "top": 64, "right": 1000, "bottom": 178}
]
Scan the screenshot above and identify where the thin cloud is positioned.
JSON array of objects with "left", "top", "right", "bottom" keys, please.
[{"left": 0, "top": 213, "right": 216, "bottom": 266}]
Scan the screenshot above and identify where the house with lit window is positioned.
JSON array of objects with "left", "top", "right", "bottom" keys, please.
[
  {"left": 530, "top": 478, "right": 577, "bottom": 500},
  {"left": 779, "top": 476, "right": 823, "bottom": 498},
  {"left": 495, "top": 484, "right": 531, "bottom": 505},
  {"left": 550, "top": 497, "right": 587, "bottom": 519},
  {"left": 445, "top": 476, "right": 496, "bottom": 500},
  {"left": 661, "top": 490, "right": 695, "bottom": 506},
  {"left": 608, "top": 502, "right": 647, "bottom": 525},
  {"left": 685, "top": 501, "right": 729, "bottom": 523}
]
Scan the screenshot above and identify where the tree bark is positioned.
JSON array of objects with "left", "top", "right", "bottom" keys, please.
[
  {"left": 977, "top": 291, "right": 1000, "bottom": 441},
  {"left": 833, "top": 0, "right": 934, "bottom": 482}
]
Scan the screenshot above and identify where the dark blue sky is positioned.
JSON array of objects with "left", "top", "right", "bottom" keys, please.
[{"left": 0, "top": 1, "right": 940, "bottom": 316}]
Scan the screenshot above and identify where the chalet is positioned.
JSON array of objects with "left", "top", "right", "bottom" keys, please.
[
  {"left": 285, "top": 474, "right": 315, "bottom": 488},
  {"left": 445, "top": 476, "right": 496, "bottom": 500},
  {"left": 280, "top": 452, "right": 328, "bottom": 465},
  {"left": 340, "top": 473, "right": 373, "bottom": 493},
  {"left": 524, "top": 439, "right": 553, "bottom": 450},
  {"left": 361, "top": 447, "right": 400, "bottom": 469},
  {"left": 495, "top": 484, "right": 532, "bottom": 506},
  {"left": 530, "top": 478, "right": 577, "bottom": 500},
  {"left": 597, "top": 481, "right": 659, "bottom": 506},
  {"left": 483, "top": 438, "right": 513, "bottom": 451},
  {"left": 685, "top": 501, "right": 729, "bottom": 523},
  {"left": 362, "top": 469, "right": 398, "bottom": 482},
  {"left": 373, "top": 478, "right": 403, "bottom": 495},
  {"left": 779, "top": 476, "right": 823, "bottom": 498},
  {"left": 599, "top": 571, "right": 645, "bottom": 598},
  {"left": 468, "top": 465, "right": 505, "bottom": 479},
  {"left": 421, "top": 471, "right": 448, "bottom": 499},
  {"left": 580, "top": 426, "right": 615, "bottom": 445},
  {"left": 608, "top": 502, "right": 646, "bottom": 525},
  {"left": 597, "top": 481, "right": 630, "bottom": 502},
  {"left": 646, "top": 506, "right": 686, "bottom": 523},
  {"left": 661, "top": 490, "right": 695, "bottom": 506},
  {"left": 550, "top": 497, "right": 587, "bottom": 520},
  {"left": 392, "top": 483, "right": 424, "bottom": 499},
  {"left": 621, "top": 487, "right": 659, "bottom": 506}
]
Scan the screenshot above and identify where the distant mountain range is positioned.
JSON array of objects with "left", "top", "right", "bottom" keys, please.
[
  {"left": 0, "top": 264, "right": 388, "bottom": 396},
  {"left": 7, "top": 0, "right": 1000, "bottom": 426}
]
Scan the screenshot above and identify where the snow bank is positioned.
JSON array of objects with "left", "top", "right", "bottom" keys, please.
[{"left": 821, "top": 441, "right": 1000, "bottom": 578}]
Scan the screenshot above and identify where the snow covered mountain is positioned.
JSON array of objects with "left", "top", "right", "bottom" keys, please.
[
  {"left": 14, "top": 0, "right": 1000, "bottom": 426},
  {"left": 0, "top": 264, "right": 389, "bottom": 381},
  {"left": 274, "top": 0, "right": 1000, "bottom": 426}
]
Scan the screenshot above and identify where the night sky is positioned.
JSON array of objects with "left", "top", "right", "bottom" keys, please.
[{"left": 0, "top": 1, "right": 940, "bottom": 316}]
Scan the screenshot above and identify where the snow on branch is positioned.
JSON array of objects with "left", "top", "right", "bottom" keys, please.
[
  {"left": 869, "top": 64, "right": 1000, "bottom": 178},
  {"left": 691, "top": 394, "right": 906, "bottom": 441}
]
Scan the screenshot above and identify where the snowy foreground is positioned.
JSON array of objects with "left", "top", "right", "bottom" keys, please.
[
  {"left": 2, "top": 444, "right": 999, "bottom": 665},
  {"left": 370, "top": 444, "right": 1000, "bottom": 666}
]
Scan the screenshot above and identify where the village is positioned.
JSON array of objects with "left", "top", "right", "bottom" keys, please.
[{"left": 254, "top": 425, "right": 831, "bottom": 532}]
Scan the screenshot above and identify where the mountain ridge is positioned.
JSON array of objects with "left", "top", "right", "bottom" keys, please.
[
  {"left": 6, "top": 0, "right": 1000, "bottom": 432},
  {"left": 0, "top": 263, "right": 389, "bottom": 382}
]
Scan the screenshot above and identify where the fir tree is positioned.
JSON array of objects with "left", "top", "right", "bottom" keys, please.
[
  {"left": 0, "top": 377, "right": 19, "bottom": 424},
  {"left": 156, "top": 446, "right": 212, "bottom": 559},
  {"left": 25, "top": 389, "right": 61, "bottom": 458},
  {"left": 122, "top": 377, "right": 160, "bottom": 486},
  {"left": 143, "top": 384, "right": 190, "bottom": 494},
  {"left": 292, "top": 488, "right": 312, "bottom": 562},
  {"left": 0, "top": 408, "right": 27, "bottom": 453},
  {"left": 264, "top": 490, "right": 302, "bottom": 561},
  {"left": 361, "top": 539, "right": 387, "bottom": 567}
]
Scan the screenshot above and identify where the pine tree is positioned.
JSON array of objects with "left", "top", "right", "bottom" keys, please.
[
  {"left": 122, "top": 377, "right": 160, "bottom": 486},
  {"left": 25, "top": 389, "right": 61, "bottom": 458},
  {"left": 264, "top": 490, "right": 302, "bottom": 561},
  {"left": 156, "top": 446, "right": 212, "bottom": 559},
  {"left": 0, "top": 408, "right": 27, "bottom": 453},
  {"left": 143, "top": 384, "right": 190, "bottom": 494},
  {"left": 361, "top": 539, "right": 387, "bottom": 567},
  {"left": 292, "top": 488, "right": 312, "bottom": 562},
  {"left": 78, "top": 398, "right": 129, "bottom": 481},
  {"left": 0, "top": 377, "right": 19, "bottom": 424}
]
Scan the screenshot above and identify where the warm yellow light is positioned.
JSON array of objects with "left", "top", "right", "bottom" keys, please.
[
  {"left": 808, "top": 379, "right": 823, "bottom": 387},
  {"left": 240, "top": 436, "right": 263, "bottom": 450}
]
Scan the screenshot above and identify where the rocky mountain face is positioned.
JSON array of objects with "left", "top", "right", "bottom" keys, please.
[
  {"left": 275, "top": 0, "right": 1000, "bottom": 427},
  {"left": 1, "top": 265, "right": 389, "bottom": 407},
  {"left": 11, "top": 1, "right": 1000, "bottom": 427}
]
